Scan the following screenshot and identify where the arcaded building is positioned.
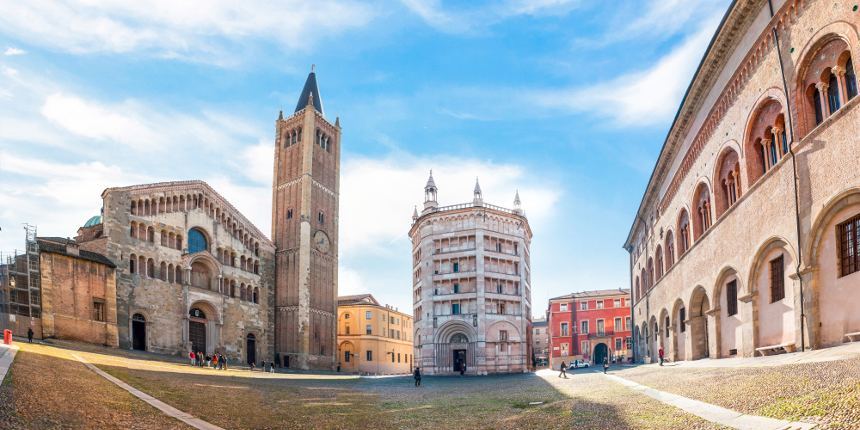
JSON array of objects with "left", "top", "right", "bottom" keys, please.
[
  {"left": 625, "top": 0, "right": 860, "bottom": 362},
  {"left": 410, "top": 174, "right": 533, "bottom": 375}
]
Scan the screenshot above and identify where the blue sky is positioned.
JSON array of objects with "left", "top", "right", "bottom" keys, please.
[{"left": 0, "top": 0, "right": 730, "bottom": 316}]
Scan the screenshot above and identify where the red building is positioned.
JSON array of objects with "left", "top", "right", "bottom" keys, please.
[{"left": 547, "top": 289, "right": 632, "bottom": 369}]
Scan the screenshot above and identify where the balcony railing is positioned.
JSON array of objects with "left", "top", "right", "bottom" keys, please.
[{"left": 588, "top": 330, "right": 613, "bottom": 339}]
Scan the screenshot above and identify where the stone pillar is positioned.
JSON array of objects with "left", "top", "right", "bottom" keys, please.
[
  {"left": 739, "top": 291, "right": 758, "bottom": 357},
  {"left": 706, "top": 309, "right": 719, "bottom": 359},
  {"left": 791, "top": 266, "right": 819, "bottom": 351},
  {"left": 688, "top": 316, "right": 705, "bottom": 360}
]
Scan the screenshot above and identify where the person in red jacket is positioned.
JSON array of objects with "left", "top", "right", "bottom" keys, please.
[
  {"left": 659, "top": 348, "right": 664, "bottom": 366},
  {"left": 189, "top": 351, "right": 195, "bottom": 366}
]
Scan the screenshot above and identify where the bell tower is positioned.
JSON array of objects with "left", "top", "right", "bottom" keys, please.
[{"left": 271, "top": 68, "right": 340, "bottom": 370}]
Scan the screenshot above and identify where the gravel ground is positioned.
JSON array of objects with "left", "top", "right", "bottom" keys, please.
[
  {"left": 77, "top": 346, "right": 723, "bottom": 429},
  {"left": 614, "top": 357, "right": 860, "bottom": 429},
  {"left": 2, "top": 343, "right": 730, "bottom": 429},
  {"left": 0, "top": 343, "right": 191, "bottom": 430}
]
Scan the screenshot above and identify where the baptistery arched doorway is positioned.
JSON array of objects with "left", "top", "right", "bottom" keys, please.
[{"left": 593, "top": 342, "right": 609, "bottom": 365}]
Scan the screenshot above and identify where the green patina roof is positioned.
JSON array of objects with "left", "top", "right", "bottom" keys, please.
[{"left": 83, "top": 215, "right": 103, "bottom": 227}]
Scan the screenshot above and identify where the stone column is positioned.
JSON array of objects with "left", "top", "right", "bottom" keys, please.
[
  {"left": 816, "top": 82, "right": 830, "bottom": 119},
  {"left": 832, "top": 67, "right": 847, "bottom": 107},
  {"left": 761, "top": 138, "right": 772, "bottom": 169}
]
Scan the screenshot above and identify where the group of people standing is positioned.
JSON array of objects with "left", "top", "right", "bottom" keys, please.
[
  {"left": 189, "top": 351, "right": 227, "bottom": 370},
  {"left": 250, "top": 360, "right": 276, "bottom": 373}
]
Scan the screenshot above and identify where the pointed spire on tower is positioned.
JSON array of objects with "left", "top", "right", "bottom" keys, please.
[
  {"left": 413, "top": 205, "right": 419, "bottom": 220},
  {"left": 335, "top": 115, "right": 340, "bottom": 127},
  {"left": 513, "top": 190, "right": 522, "bottom": 214},
  {"left": 424, "top": 170, "right": 438, "bottom": 211},
  {"left": 473, "top": 177, "right": 483, "bottom": 205},
  {"left": 425, "top": 170, "right": 437, "bottom": 189},
  {"left": 295, "top": 66, "right": 324, "bottom": 116},
  {"left": 278, "top": 107, "right": 283, "bottom": 121}
]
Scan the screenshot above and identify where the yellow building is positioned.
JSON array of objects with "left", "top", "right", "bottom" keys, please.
[{"left": 337, "top": 294, "right": 414, "bottom": 375}]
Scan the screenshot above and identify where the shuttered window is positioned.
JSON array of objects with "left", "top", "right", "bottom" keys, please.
[
  {"left": 726, "top": 280, "right": 738, "bottom": 316},
  {"left": 840, "top": 214, "right": 860, "bottom": 277},
  {"left": 679, "top": 308, "right": 686, "bottom": 332},
  {"left": 770, "top": 255, "right": 785, "bottom": 303}
]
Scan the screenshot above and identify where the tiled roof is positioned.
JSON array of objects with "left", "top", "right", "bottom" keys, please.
[
  {"left": 294, "top": 72, "right": 324, "bottom": 115},
  {"left": 550, "top": 288, "right": 631, "bottom": 301},
  {"left": 36, "top": 238, "right": 116, "bottom": 268},
  {"left": 337, "top": 294, "right": 379, "bottom": 306}
]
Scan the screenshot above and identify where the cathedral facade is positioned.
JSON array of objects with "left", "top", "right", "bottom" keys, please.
[
  {"left": 22, "top": 71, "right": 340, "bottom": 370},
  {"left": 410, "top": 174, "right": 533, "bottom": 375}
]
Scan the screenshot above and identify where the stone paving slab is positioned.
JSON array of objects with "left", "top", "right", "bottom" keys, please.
[
  {"left": 0, "top": 344, "right": 19, "bottom": 383},
  {"left": 70, "top": 353, "right": 223, "bottom": 430},
  {"left": 598, "top": 371, "right": 817, "bottom": 430}
]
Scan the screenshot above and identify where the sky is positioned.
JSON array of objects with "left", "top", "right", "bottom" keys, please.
[{"left": 0, "top": 0, "right": 731, "bottom": 317}]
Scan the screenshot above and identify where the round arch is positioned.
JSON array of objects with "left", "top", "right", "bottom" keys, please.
[
  {"left": 805, "top": 186, "right": 860, "bottom": 267},
  {"left": 745, "top": 236, "right": 798, "bottom": 295},
  {"left": 186, "top": 300, "right": 221, "bottom": 356},
  {"left": 671, "top": 298, "right": 687, "bottom": 361}
]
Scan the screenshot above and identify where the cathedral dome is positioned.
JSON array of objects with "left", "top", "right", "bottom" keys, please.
[{"left": 83, "top": 215, "right": 103, "bottom": 227}]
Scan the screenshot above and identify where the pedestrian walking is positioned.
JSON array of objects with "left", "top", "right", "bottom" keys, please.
[
  {"left": 260, "top": 360, "right": 265, "bottom": 372},
  {"left": 460, "top": 362, "right": 465, "bottom": 377},
  {"left": 250, "top": 361, "right": 255, "bottom": 371},
  {"left": 212, "top": 354, "right": 217, "bottom": 369},
  {"left": 190, "top": 351, "right": 196, "bottom": 366},
  {"left": 27, "top": 328, "right": 34, "bottom": 343},
  {"left": 205, "top": 354, "right": 210, "bottom": 367},
  {"left": 603, "top": 358, "right": 609, "bottom": 374},
  {"left": 659, "top": 348, "right": 664, "bottom": 366},
  {"left": 414, "top": 367, "right": 421, "bottom": 387},
  {"left": 270, "top": 360, "right": 275, "bottom": 373},
  {"left": 558, "top": 361, "right": 567, "bottom": 378},
  {"left": 220, "top": 354, "right": 226, "bottom": 370}
]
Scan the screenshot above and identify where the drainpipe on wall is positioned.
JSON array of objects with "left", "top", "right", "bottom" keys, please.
[
  {"left": 628, "top": 245, "right": 636, "bottom": 363},
  {"left": 770, "top": 2, "right": 805, "bottom": 352},
  {"left": 636, "top": 212, "right": 649, "bottom": 361}
]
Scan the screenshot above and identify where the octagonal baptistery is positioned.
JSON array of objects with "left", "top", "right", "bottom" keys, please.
[
  {"left": 624, "top": 0, "right": 860, "bottom": 363},
  {"left": 410, "top": 173, "right": 534, "bottom": 375}
]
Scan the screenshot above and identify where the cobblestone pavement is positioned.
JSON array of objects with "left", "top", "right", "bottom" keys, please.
[
  {"left": 2, "top": 343, "right": 730, "bottom": 429},
  {"left": 615, "top": 355, "right": 860, "bottom": 429},
  {"left": 0, "top": 343, "right": 190, "bottom": 430}
]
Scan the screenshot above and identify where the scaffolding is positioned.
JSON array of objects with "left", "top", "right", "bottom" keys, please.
[{"left": 0, "top": 224, "right": 42, "bottom": 332}]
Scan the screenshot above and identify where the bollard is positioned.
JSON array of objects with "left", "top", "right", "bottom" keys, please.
[{"left": 3, "top": 329, "right": 12, "bottom": 346}]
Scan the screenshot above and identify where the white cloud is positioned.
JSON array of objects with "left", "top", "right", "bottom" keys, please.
[
  {"left": 533, "top": 17, "right": 721, "bottom": 126},
  {"left": 4, "top": 47, "right": 25, "bottom": 55},
  {"left": 339, "top": 153, "right": 562, "bottom": 255},
  {"left": 41, "top": 93, "right": 163, "bottom": 149},
  {"left": 0, "top": 152, "right": 150, "bottom": 251},
  {"left": 0, "top": 0, "right": 376, "bottom": 63},
  {"left": 400, "top": 0, "right": 580, "bottom": 33}
]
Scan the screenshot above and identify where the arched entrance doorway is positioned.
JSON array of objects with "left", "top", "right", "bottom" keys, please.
[
  {"left": 246, "top": 333, "right": 256, "bottom": 365},
  {"left": 132, "top": 313, "right": 146, "bottom": 351},
  {"left": 593, "top": 343, "right": 608, "bottom": 365},
  {"left": 451, "top": 333, "right": 468, "bottom": 372},
  {"left": 690, "top": 288, "right": 711, "bottom": 360},
  {"left": 189, "top": 308, "right": 207, "bottom": 353}
]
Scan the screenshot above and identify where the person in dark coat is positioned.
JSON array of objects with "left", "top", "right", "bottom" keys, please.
[
  {"left": 659, "top": 348, "right": 664, "bottom": 366},
  {"left": 558, "top": 361, "right": 567, "bottom": 378},
  {"left": 603, "top": 358, "right": 609, "bottom": 374},
  {"left": 414, "top": 367, "right": 421, "bottom": 387},
  {"left": 459, "top": 362, "right": 465, "bottom": 377},
  {"left": 27, "top": 328, "right": 33, "bottom": 343},
  {"left": 220, "top": 354, "right": 227, "bottom": 370}
]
